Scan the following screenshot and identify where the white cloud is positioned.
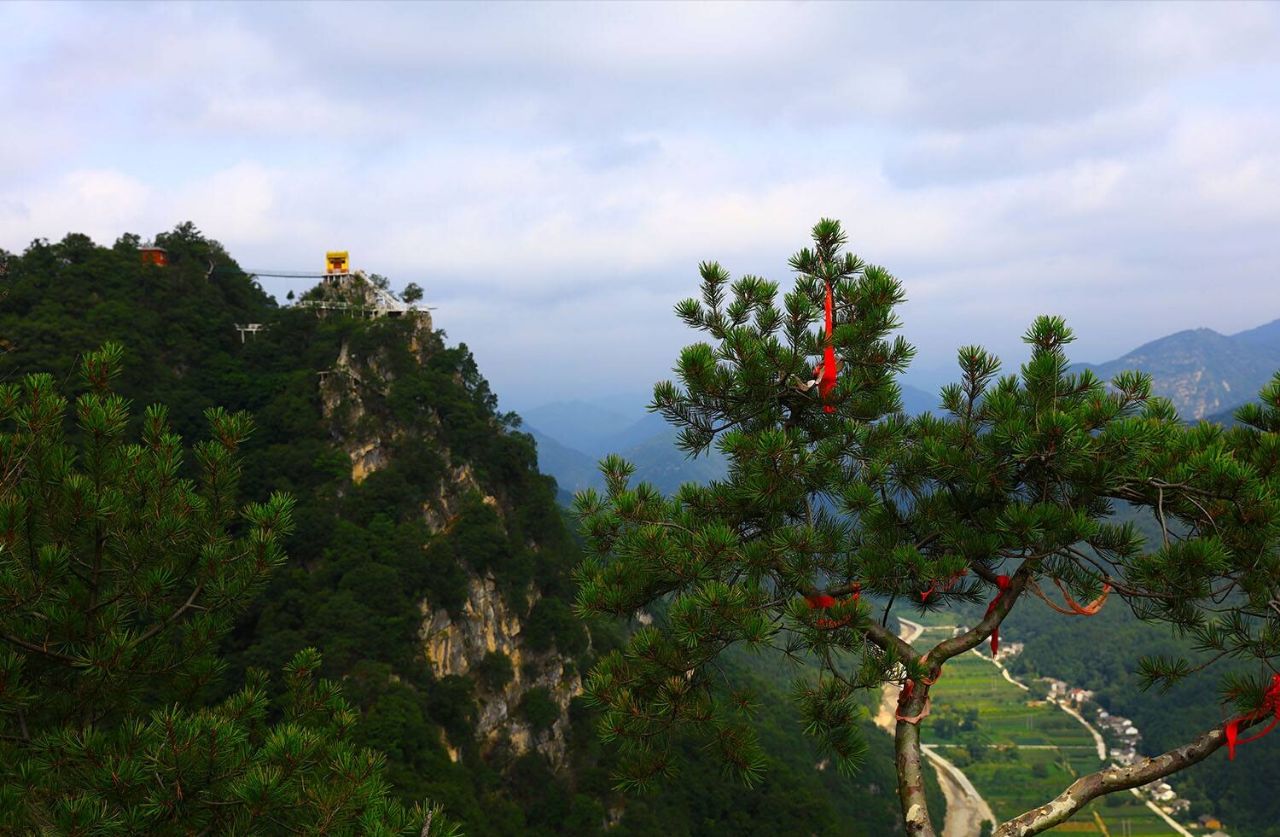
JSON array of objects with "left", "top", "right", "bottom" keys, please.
[
  {"left": 3, "top": 1, "right": 1280, "bottom": 405},
  {"left": 0, "top": 169, "right": 150, "bottom": 246}
]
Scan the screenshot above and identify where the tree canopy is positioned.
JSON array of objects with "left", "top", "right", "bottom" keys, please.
[
  {"left": 1, "top": 225, "right": 932, "bottom": 836},
  {"left": 574, "top": 219, "right": 1280, "bottom": 836},
  {"left": 0, "top": 344, "right": 455, "bottom": 835}
]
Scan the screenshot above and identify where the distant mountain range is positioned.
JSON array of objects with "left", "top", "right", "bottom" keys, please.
[
  {"left": 521, "top": 383, "right": 940, "bottom": 500},
  {"left": 525, "top": 318, "right": 1280, "bottom": 500},
  {"left": 523, "top": 411, "right": 728, "bottom": 499},
  {"left": 1075, "top": 318, "right": 1280, "bottom": 420}
]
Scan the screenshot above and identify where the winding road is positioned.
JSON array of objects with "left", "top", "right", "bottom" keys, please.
[{"left": 985, "top": 648, "right": 1192, "bottom": 837}]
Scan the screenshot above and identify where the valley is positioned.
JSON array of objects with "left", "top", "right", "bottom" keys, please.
[{"left": 894, "top": 617, "right": 1189, "bottom": 836}]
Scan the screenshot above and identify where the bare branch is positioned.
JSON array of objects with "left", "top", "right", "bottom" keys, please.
[
  {"left": 924, "top": 562, "right": 1032, "bottom": 669},
  {"left": 1, "top": 633, "right": 76, "bottom": 665},
  {"left": 863, "top": 618, "right": 916, "bottom": 663}
]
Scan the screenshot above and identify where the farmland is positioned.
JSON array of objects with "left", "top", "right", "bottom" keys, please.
[{"left": 911, "top": 624, "right": 1182, "bottom": 836}]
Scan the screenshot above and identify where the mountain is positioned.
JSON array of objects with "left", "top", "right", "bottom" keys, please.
[
  {"left": 526, "top": 426, "right": 599, "bottom": 496},
  {"left": 0, "top": 227, "right": 918, "bottom": 836},
  {"left": 528, "top": 420, "right": 729, "bottom": 500},
  {"left": 601, "top": 410, "right": 670, "bottom": 453},
  {"left": 613, "top": 428, "right": 729, "bottom": 495},
  {"left": 524, "top": 400, "right": 733, "bottom": 499},
  {"left": 526, "top": 382, "right": 943, "bottom": 501},
  {"left": 1076, "top": 320, "right": 1280, "bottom": 419},
  {"left": 518, "top": 400, "right": 632, "bottom": 459},
  {"left": 901, "top": 382, "right": 942, "bottom": 416},
  {"left": 1232, "top": 317, "right": 1280, "bottom": 352}
]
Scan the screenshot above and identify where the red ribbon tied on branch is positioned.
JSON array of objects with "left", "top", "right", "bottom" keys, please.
[
  {"left": 983, "top": 574, "right": 1012, "bottom": 656},
  {"left": 1225, "top": 673, "right": 1280, "bottom": 760},
  {"left": 805, "top": 584, "right": 860, "bottom": 629},
  {"left": 919, "top": 569, "right": 968, "bottom": 603},
  {"left": 896, "top": 662, "right": 940, "bottom": 725},
  {"left": 812, "top": 279, "right": 839, "bottom": 414}
]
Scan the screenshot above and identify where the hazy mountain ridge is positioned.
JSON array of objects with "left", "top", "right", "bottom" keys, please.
[
  {"left": 1075, "top": 318, "right": 1280, "bottom": 420},
  {"left": 525, "top": 383, "right": 941, "bottom": 500}
]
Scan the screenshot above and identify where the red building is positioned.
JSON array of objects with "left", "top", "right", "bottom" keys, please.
[{"left": 140, "top": 246, "right": 168, "bottom": 267}]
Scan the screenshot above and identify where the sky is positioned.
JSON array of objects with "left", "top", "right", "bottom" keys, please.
[{"left": 3, "top": 1, "right": 1279, "bottom": 413}]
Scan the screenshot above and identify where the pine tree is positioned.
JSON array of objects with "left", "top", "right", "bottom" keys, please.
[
  {"left": 0, "top": 343, "right": 458, "bottom": 835},
  {"left": 574, "top": 220, "right": 1280, "bottom": 836}
]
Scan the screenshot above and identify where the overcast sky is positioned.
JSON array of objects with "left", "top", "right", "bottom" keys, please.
[{"left": 3, "top": 1, "right": 1279, "bottom": 412}]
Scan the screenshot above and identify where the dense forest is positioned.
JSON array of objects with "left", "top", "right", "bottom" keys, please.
[{"left": 0, "top": 226, "right": 930, "bottom": 835}]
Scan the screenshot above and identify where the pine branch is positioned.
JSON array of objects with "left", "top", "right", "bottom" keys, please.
[
  {"left": 861, "top": 620, "right": 916, "bottom": 664},
  {"left": 0, "top": 633, "right": 76, "bottom": 664},
  {"left": 923, "top": 561, "right": 1033, "bottom": 669}
]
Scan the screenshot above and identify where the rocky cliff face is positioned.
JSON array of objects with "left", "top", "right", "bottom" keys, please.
[
  {"left": 315, "top": 290, "right": 581, "bottom": 767},
  {"left": 315, "top": 281, "right": 434, "bottom": 485},
  {"left": 420, "top": 576, "right": 581, "bottom": 766}
]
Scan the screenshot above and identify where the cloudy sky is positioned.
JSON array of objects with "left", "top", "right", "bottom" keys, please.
[{"left": 3, "top": 1, "right": 1279, "bottom": 412}]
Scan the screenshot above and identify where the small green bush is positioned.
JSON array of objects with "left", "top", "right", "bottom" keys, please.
[
  {"left": 520, "top": 687, "right": 560, "bottom": 733},
  {"left": 475, "top": 650, "right": 515, "bottom": 691}
]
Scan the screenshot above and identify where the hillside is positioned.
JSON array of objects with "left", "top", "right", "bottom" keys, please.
[
  {"left": 0, "top": 227, "right": 922, "bottom": 836},
  {"left": 1077, "top": 320, "right": 1280, "bottom": 419},
  {"left": 1232, "top": 318, "right": 1280, "bottom": 350},
  {"left": 1001, "top": 601, "right": 1280, "bottom": 836}
]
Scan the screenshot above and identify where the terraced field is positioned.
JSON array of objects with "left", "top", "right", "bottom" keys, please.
[{"left": 911, "top": 624, "right": 1181, "bottom": 835}]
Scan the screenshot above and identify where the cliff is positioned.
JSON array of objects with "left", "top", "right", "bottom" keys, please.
[
  {"left": 311, "top": 272, "right": 583, "bottom": 767},
  {"left": 420, "top": 576, "right": 581, "bottom": 766}
]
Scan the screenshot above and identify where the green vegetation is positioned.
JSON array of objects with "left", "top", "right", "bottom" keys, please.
[
  {"left": 0, "top": 346, "right": 450, "bottom": 834},
  {"left": 575, "top": 219, "right": 1280, "bottom": 837},
  {"left": 0, "top": 225, "right": 927, "bottom": 835},
  {"left": 521, "top": 688, "right": 561, "bottom": 733},
  {"left": 476, "top": 651, "right": 515, "bottom": 692},
  {"left": 911, "top": 627, "right": 1171, "bottom": 835},
  {"left": 1, "top": 228, "right": 599, "bottom": 831},
  {"left": 584, "top": 644, "right": 945, "bottom": 837},
  {"left": 1004, "top": 576, "right": 1280, "bottom": 836}
]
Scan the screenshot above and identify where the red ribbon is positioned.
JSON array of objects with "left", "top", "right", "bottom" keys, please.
[
  {"left": 1225, "top": 674, "right": 1280, "bottom": 760},
  {"left": 983, "top": 574, "right": 1011, "bottom": 656},
  {"left": 895, "top": 674, "right": 934, "bottom": 724},
  {"left": 805, "top": 584, "right": 860, "bottom": 629},
  {"left": 1028, "top": 577, "right": 1111, "bottom": 616},
  {"left": 919, "top": 569, "right": 968, "bottom": 603},
  {"left": 812, "top": 279, "right": 838, "bottom": 413}
]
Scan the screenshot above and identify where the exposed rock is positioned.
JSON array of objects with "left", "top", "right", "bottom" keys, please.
[
  {"left": 318, "top": 309, "right": 436, "bottom": 485},
  {"left": 420, "top": 575, "right": 582, "bottom": 767},
  {"left": 316, "top": 301, "right": 580, "bottom": 769}
]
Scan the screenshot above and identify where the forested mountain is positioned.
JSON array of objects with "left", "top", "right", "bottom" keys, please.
[
  {"left": 1076, "top": 319, "right": 1280, "bottom": 419},
  {"left": 0, "top": 227, "right": 923, "bottom": 836}
]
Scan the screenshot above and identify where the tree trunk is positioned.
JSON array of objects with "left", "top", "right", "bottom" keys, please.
[{"left": 895, "top": 690, "right": 937, "bottom": 837}]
